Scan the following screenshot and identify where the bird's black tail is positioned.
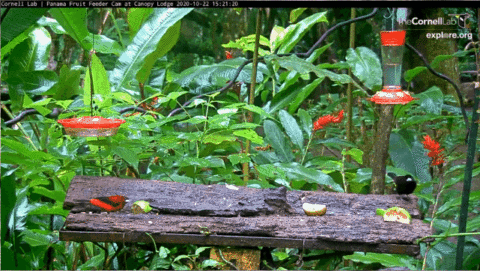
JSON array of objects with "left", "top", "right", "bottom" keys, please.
[{"left": 387, "top": 172, "right": 397, "bottom": 179}]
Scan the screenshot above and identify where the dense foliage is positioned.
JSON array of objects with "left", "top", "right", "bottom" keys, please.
[{"left": 1, "top": 7, "right": 479, "bottom": 270}]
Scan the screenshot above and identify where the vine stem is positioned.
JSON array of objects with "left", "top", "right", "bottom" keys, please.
[{"left": 243, "top": 8, "right": 262, "bottom": 184}]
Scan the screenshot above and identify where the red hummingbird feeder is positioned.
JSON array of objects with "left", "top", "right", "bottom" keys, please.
[
  {"left": 57, "top": 36, "right": 125, "bottom": 137},
  {"left": 369, "top": 8, "right": 415, "bottom": 105},
  {"left": 58, "top": 116, "right": 125, "bottom": 137}
]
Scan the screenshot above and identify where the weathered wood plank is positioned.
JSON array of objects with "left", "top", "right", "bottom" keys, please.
[
  {"left": 61, "top": 176, "right": 434, "bottom": 256},
  {"left": 64, "top": 176, "right": 422, "bottom": 218},
  {"left": 64, "top": 176, "right": 295, "bottom": 216},
  {"left": 63, "top": 213, "right": 432, "bottom": 244}
]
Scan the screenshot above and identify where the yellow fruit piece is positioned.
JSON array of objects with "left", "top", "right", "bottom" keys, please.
[{"left": 302, "top": 203, "right": 327, "bottom": 216}]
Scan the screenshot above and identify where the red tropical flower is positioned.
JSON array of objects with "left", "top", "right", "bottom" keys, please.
[
  {"left": 422, "top": 135, "right": 446, "bottom": 166},
  {"left": 313, "top": 110, "right": 344, "bottom": 131},
  {"left": 225, "top": 50, "right": 233, "bottom": 59}
]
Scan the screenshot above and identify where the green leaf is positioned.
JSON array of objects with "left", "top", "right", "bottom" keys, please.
[
  {"left": 202, "top": 259, "right": 219, "bottom": 269},
  {"left": 37, "top": 16, "right": 66, "bottom": 34},
  {"left": 84, "top": 54, "right": 112, "bottom": 108},
  {"left": 290, "top": 8, "right": 307, "bottom": 23},
  {"left": 342, "top": 148, "right": 364, "bottom": 165},
  {"left": 137, "top": 21, "right": 181, "bottom": 84},
  {"left": 83, "top": 34, "right": 123, "bottom": 55},
  {"left": 77, "top": 254, "right": 104, "bottom": 270},
  {"left": 288, "top": 77, "right": 323, "bottom": 114},
  {"left": 279, "top": 110, "right": 303, "bottom": 150},
  {"left": 6, "top": 71, "right": 58, "bottom": 111},
  {"left": 20, "top": 229, "right": 52, "bottom": 247},
  {"left": 127, "top": 8, "right": 154, "bottom": 39},
  {"left": 175, "top": 58, "right": 268, "bottom": 93},
  {"left": 8, "top": 27, "right": 51, "bottom": 73},
  {"left": 346, "top": 47, "right": 382, "bottom": 91},
  {"left": 243, "top": 104, "right": 270, "bottom": 119},
  {"left": 233, "top": 129, "right": 264, "bottom": 145},
  {"left": 112, "top": 92, "right": 136, "bottom": 105},
  {"left": 297, "top": 109, "right": 312, "bottom": 138},
  {"left": 227, "top": 153, "right": 250, "bottom": 165},
  {"left": 264, "top": 120, "right": 294, "bottom": 163},
  {"left": 31, "top": 186, "right": 65, "bottom": 202},
  {"left": 1, "top": 25, "right": 35, "bottom": 61},
  {"left": 2, "top": 138, "right": 34, "bottom": 156},
  {"left": 389, "top": 131, "right": 431, "bottom": 183},
  {"left": 112, "top": 146, "right": 139, "bottom": 169},
  {"left": 1, "top": 8, "right": 49, "bottom": 47},
  {"left": 110, "top": 8, "right": 193, "bottom": 96},
  {"left": 23, "top": 96, "right": 52, "bottom": 116},
  {"left": 49, "top": 9, "right": 90, "bottom": 50},
  {"left": 404, "top": 66, "right": 427, "bottom": 82},
  {"left": 270, "top": 54, "right": 350, "bottom": 84},
  {"left": 45, "top": 65, "right": 81, "bottom": 100},
  {"left": 344, "top": 252, "right": 413, "bottom": 268},
  {"left": 278, "top": 11, "right": 328, "bottom": 54},
  {"left": 277, "top": 162, "right": 343, "bottom": 192},
  {"left": 222, "top": 34, "right": 271, "bottom": 54},
  {"left": 203, "top": 133, "right": 236, "bottom": 145},
  {"left": 416, "top": 86, "right": 444, "bottom": 115},
  {"left": 343, "top": 252, "right": 415, "bottom": 267}
]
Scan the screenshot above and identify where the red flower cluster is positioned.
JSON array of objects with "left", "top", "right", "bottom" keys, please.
[
  {"left": 225, "top": 50, "right": 233, "bottom": 59},
  {"left": 422, "top": 135, "right": 446, "bottom": 166},
  {"left": 313, "top": 109, "right": 344, "bottom": 131}
]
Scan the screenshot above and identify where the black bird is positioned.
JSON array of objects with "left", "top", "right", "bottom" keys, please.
[{"left": 388, "top": 172, "right": 417, "bottom": 195}]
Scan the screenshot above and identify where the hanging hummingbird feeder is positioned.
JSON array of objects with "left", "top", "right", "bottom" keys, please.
[
  {"left": 369, "top": 8, "right": 416, "bottom": 105},
  {"left": 58, "top": 116, "right": 125, "bottom": 137},
  {"left": 57, "top": 34, "right": 125, "bottom": 137}
]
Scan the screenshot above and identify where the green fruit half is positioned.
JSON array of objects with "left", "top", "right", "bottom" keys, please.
[
  {"left": 303, "top": 203, "right": 327, "bottom": 216},
  {"left": 132, "top": 200, "right": 153, "bottom": 214},
  {"left": 377, "top": 207, "right": 411, "bottom": 224}
]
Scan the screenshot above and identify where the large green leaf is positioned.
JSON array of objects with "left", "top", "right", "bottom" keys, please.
[
  {"left": 344, "top": 252, "right": 414, "bottom": 269},
  {"left": 346, "top": 47, "right": 382, "bottom": 91},
  {"left": 271, "top": 54, "right": 351, "bottom": 84},
  {"left": 8, "top": 27, "right": 51, "bottom": 73},
  {"left": 44, "top": 65, "right": 81, "bottom": 100},
  {"left": 279, "top": 110, "right": 304, "bottom": 150},
  {"left": 84, "top": 54, "right": 112, "bottom": 108},
  {"left": 276, "top": 162, "right": 343, "bottom": 192},
  {"left": 110, "top": 8, "right": 193, "bottom": 95},
  {"left": 112, "top": 146, "right": 139, "bottom": 169},
  {"left": 83, "top": 34, "right": 123, "bottom": 56},
  {"left": 277, "top": 11, "right": 328, "bottom": 54},
  {"left": 127, "top": 8, "right": 154, "bottom": 39},
  {"left": 416, "top": 86, "right": 444, "bottom": 115},
  {"left": 136, "top": 21, "right": 182, "bottom": 84},
  {"left": 264, "top": 120, "right": 294, "bottom": 163},
  {"left": 1, "top": 8, "right": 49, "bottom": 47},
  {"left": 389, "top": 130, "right": 431, "bottom": 183},
  {"left": 297, "top": 109, "right": 312, "bottom": 138},
  {"left": 288, "top": 77, "right": 324, "bottom": 114},
  {"left": 175, "top": 58, "right": 268, "bottom": 94},
  {"left": 6, "top": 71, "right": 58, "bottom": 110},
  {"left": 49, "top": 9, "right": 90, "bottom": 50}
]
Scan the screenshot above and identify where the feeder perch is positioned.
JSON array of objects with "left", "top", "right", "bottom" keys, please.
[
  {"left": 369, "top": 87, "right": 416, "bottom": 105},
  {"left": 58, "top": 116, "right": 125, "bottom": 137}
]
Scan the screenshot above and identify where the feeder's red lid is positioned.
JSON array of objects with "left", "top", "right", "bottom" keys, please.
[
  {"left": 381, "top": 30, "right": 406, "bottom": 46},
  {"left": 57, "top": 116, "right": 125, "bottom": 128},
  {"left": 368, "top": 88, "right": 416, "bottom": 105}
]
